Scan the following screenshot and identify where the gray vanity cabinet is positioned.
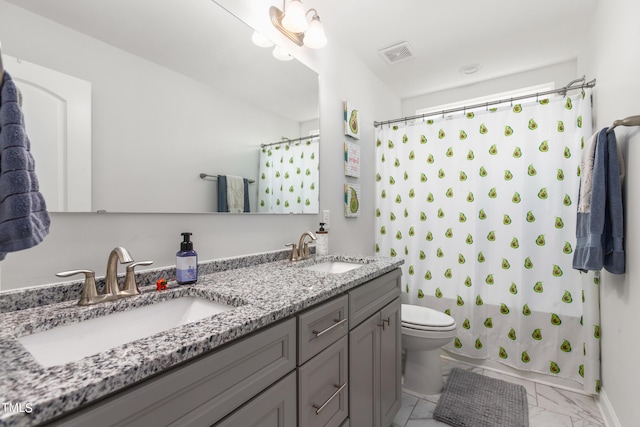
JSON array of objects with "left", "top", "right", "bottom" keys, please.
[
  {"left": 348, "top": 269, "right": 402, "bottom": 427},
  {"left": 49, "top": 318, "right": 296, "bottom": 427},
  {"left": 45, "top": 268, "right": 402, "bottom": 427}
]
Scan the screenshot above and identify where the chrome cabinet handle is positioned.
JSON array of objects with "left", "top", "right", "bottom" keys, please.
[
  {"left": 312, "top": 318, "right": 347, "bottom": 338},
  {"left": 313, "top": 382, "right": 347, "bottom": 415}
]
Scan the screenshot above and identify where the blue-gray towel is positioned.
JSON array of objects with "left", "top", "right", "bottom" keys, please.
[
  {"left": 217, "top": 175, "right": 250, "bottom": 212},
  {"left": 0, "top": 72, "right": 50, "bottom": 260},
  {"left": 573, "top": 128, "right": 625, "bottom": 274}
]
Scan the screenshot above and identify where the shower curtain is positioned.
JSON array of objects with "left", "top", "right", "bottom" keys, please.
[
  {"left": 257, "top": 137, "right": 319, "bottom": 213},
  {"left": 375, "top": 91, "right": 601, "bottom": 394}
]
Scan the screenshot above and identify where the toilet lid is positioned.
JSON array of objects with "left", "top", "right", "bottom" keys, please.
[{"left": 401, "top": 304, "right": 455, "bottom": 328}]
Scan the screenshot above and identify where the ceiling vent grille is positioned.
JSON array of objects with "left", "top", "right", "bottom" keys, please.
[{"left": 378, "top": 42, "right": 415, "bottom": 65}]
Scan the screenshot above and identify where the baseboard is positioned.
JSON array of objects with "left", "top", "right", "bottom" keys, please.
[
  {"left": 598, "top": 387, "right": 621, "bottom": 427},
  {"left": 440, "top": 351, "right": 590, "bottom": 394}
]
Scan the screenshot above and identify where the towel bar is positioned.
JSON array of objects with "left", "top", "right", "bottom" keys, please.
[{"left": 199, "top": 173, "right": 255, "bottom": 184}]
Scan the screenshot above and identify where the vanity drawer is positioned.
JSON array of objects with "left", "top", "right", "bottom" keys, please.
[
  {"left": 51, "top": 318, "right": 296, "bottom": 427},
  {"left": 298, "top": 336, "right": 349, "bottom": 427},
  {"left": 298, "top": 295, "right": 349, "bottom": 364},
  {"left": 349, "top": 268, "right": 401, "bottom": 329}
]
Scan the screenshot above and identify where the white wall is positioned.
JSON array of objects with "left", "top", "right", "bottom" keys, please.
[
  {"left": 577, "top": 0, "right": 640, "bottom": 425},
  {"left": 402, "top": 61, "right": 577, "bottom": 115},
  {"left": 0, "top": 1, "right": 400, "bottom": 290},
  {"left": 0, "top": 1, "right": 301, "bottom": 214}
]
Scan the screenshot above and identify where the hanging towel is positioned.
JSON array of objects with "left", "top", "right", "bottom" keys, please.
[
  {"left": 577, "top": 132, "right": 598, "bottom": 213},
  {"left": 217, "top": 175, "right": 249, "bottom": 213},
  {"left": 0, "top": 72, "right": 50, "bottom": 260},
  {"left": 573, "top": 128, "right": 625, "bottom": 274}
]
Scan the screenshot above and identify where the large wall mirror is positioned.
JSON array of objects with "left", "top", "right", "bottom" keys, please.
[{"left": 0, "top": 0, "right": 319, "bottom": 214}]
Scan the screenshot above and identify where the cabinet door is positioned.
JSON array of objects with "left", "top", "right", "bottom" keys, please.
[
  {"left": 298, "top": 336, "right": 349, "bottom": 427},
  {"left": 215, "top": 371, "right": 297, "bottom": 427},
  {"left": 348, "top": 312, "right": 380, "bottom": 427},
  {"left": 379, "top": 298, "right": 401, "bottom": 427}
]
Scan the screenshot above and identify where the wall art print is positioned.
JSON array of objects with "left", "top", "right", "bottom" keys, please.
[
  {"left": 344, "top": 141, "right": 361, "bottom": 177},
  {"left": 344, "top": 183, "right": 361, "bottom": 217},
  {"left": 344, "top": 102, "right": 360, "bottom": 139}
]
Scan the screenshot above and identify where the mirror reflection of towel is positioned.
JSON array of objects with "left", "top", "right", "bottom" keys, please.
[
  {"left": 217, "top": 175, "right": 249, "bottom": 213},
  {"left": 0, "top": 71, "right": 50, "bottom": 259}
]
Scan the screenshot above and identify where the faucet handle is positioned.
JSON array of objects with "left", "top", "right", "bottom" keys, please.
[
  {"left": 122, "top": 261, "right": 154, "bottom": 296},
  {"left": 285, "top": 243, "right": 299, "bottom": 261},
  {"left": 56, "top": 269, "right": 101, "bottom": 306}
]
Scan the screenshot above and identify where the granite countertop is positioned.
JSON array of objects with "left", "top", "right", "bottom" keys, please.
[{"left": 0, "top": 251, "right": 403, "bottom": 426}]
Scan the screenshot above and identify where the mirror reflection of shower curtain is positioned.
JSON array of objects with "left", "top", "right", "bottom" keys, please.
[
  {"left": 257, "top": 137, "right": 319, "bottom": 213},
  {"left": 375, "top": 91, "right": 601, "bottom": 394}
]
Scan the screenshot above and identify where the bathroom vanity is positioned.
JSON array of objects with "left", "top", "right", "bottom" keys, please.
[{"left": 0, "top": 252, "right": 402, "bottom": 426}]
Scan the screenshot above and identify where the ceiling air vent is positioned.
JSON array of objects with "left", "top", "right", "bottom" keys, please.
[{"left": 378, "top": 42, "right": 415, "bottom": 65}]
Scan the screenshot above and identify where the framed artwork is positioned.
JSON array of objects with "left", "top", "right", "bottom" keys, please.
[
  {"left": 344, "top": 183, "right": 361, "bottom": 217},
  {"left": 344, "top": 141, "right": 361, "bottom": 177},
  {"left": 344, "top": 102, "right": 360, "bottom": 139}
]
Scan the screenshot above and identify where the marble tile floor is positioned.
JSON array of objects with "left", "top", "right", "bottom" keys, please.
[{"left": 393, "top": 358, "right": 605, "bottom": 427}]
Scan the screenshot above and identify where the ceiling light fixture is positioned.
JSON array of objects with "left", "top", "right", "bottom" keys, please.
[
  {"left": 251, "top": 31, "right": 274, "bottom": 48},
  {"left": 269, "top": 1, "right": 327, "bottom": 49},
  {"left": 272, "top": 45, "right": 294, "bottom": 61}
]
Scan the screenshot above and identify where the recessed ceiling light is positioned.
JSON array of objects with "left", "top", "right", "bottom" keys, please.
[{"left": 460, "top": 63, "right": 482, "bottom": 75}]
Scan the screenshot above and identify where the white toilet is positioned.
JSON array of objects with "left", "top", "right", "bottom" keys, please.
[{"left": 401, "top": 304, "right": 457, "bottom": 395}]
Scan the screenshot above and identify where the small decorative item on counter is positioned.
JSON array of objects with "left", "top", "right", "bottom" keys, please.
[{"left": 156, "top": 278, "right": 168, "bottom": 291}]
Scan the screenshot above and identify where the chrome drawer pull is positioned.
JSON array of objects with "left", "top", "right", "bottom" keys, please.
[
  {"left": 312, "top": 318, "right": 347, "bottom": 338},
  {"left": 313, "top": 382, "right": 347, "bottom": 415}
]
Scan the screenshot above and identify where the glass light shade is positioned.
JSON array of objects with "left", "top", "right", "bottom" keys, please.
[
  {"left": 272, "top": 45, "right": 294, "bottom": 61},
  {"left": 251, "top": 31, "right": 274, "bottom": 48},
  {"left": 282, "top": 0, "right": 308, "bottom": 33},
  {"left": 303, "top": 17, "right": 327, "bottom": 49}
]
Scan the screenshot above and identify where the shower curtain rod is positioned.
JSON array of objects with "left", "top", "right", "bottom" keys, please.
[
  {"left": 260, "top": 134, "right": 319, "bottom": 148},
  {"left": 374, "top": 77, "right": 596, "bottom": 128}
]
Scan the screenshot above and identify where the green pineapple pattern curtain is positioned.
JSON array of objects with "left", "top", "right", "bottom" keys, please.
[
  {"left": 257, "top": 137, "right": 319, "bottom": 213},
  {"left": 375, "top": 91, "right": 601, "bottom": 393}
]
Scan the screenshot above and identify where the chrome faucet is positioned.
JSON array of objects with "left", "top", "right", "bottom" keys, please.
[{"left": 285, "top": 231, "right": 316, "bottom": 261}]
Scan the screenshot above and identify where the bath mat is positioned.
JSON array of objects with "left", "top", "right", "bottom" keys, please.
[{"left": 433, "top": 368, "right": 529, "bottom": 427}]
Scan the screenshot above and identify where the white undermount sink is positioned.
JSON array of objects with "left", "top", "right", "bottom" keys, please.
[
  {"left": 18, "top": 296, "right": 233, "bottom": 368},
  {"left": 302, "top": 261, "right": 364, "bottom": 274}
]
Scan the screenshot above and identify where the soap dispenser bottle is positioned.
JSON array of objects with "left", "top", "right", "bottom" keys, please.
[
  {"left": 316, "top": 223, "right": 329, "bottom": 256},
  {"left": 176, "top": 232, "right": 198, "bottom": 284}
]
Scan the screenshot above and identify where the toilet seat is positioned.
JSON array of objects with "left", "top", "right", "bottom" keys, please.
[{"left": 401, "top": 304, "right": 456, "bottom": 332}]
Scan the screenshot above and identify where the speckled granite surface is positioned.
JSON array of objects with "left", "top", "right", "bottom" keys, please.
[{"left": 0, "top": 251, "right": 402, "bottom": 426}]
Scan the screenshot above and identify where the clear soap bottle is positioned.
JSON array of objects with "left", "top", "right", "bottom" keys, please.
[{"left": 176, "top": 232, "right": 198, "bottom": 284}]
